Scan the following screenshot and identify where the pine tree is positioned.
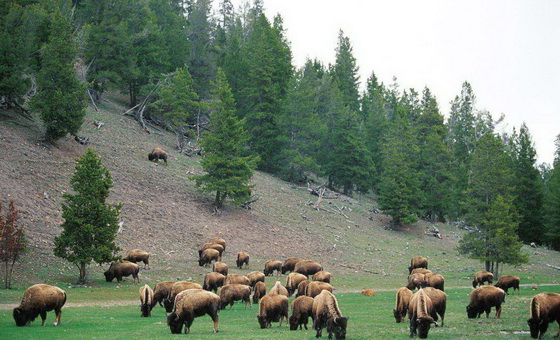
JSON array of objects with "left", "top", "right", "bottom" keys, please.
[
  {"left": 331, "top": 30, "right": 360, "bottom": 113},
  {"left": 54, "top": 149, "right": 122, "bottom": 283},
  {"left": 186, "top": 0, "right": 215, "bottom": 98},
  {"left": 362, "top": 72, "right": 386, "bottom": 189},
  {"left": 30, "top": 9, "right": 86, "bottom": 143},
  {"left": 544, "top": 134, "right": 560, "bottom": 250},
  {"left": 191, "top": 70, "right": 257, "bottom": 207}
]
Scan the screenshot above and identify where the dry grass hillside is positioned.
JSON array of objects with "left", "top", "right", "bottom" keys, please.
[{"left": 1, "top": 94, "right": 559, "bottom": 291}]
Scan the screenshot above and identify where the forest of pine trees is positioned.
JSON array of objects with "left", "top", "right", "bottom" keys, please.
[{"left": 1, "top": 0, "right": 559, "bottom": 258}]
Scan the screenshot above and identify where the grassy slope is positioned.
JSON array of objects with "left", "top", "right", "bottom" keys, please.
[{"left": 0, "top": 94, "right": 559, "bottom": 297}]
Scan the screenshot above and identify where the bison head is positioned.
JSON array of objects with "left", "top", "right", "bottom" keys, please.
[
  {"left": 472, "top": 280, "right": 478, "bottom": 288},
  {"left": 104, "top": 270, "right": 115, "bottom": 282},
  {"left": 148, "top": 153, "right": 155, "bottom": 161},
  {"left": 13, "top": 307, "right": 31, "bottom": 326},
  {"left": 393, "top": 308, "right": 406, "bottom": 323},
  {"left": 167, "top": 313, "right": 183, "bottom": 334},
  {"left": 198, "top": 258, "right": 205, "bottom": 267},
  {"left": 288, "top": 315, "right": 299, "bottom": 330},
  {"left": 257, "top": 315, "right": 269, "bottom": 329},
  {"left": 416, "top": 315, "right": 436, "bottom": 339},
  {"left": 527, "top": 318, "right": 546, "bottom": 339},
  {"left": 466, "top": 305, "right": 480, "bottom": 319},
  {"left": 164, "top": 299, "right": 174, "bottom": 313},
  {"left": 327, "top": 316, "right": 348, "bottom": 340}
]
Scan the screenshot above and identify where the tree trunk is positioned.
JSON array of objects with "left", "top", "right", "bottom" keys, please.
[
  {"left": 78, "top": 262, "right": 87, "bottom": 284},
  {"left": 4, "top": 261, "right": 8, "bottom": 289},
  {"left": 215, "top": 191, "right": 222, "bottom": 208}
]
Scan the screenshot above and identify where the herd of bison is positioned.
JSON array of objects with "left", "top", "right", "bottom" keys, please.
[{"left": 10, "top": 237, "right": 560, "bottom": 339}]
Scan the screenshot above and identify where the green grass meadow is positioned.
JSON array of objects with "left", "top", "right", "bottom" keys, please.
[{"left": 2, "top": 285, "right": 559, "bottom": 339}]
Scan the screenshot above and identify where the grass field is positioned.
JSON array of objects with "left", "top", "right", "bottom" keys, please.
[{"left": 1, "top": 284, "right": 559, "bottom": 339}]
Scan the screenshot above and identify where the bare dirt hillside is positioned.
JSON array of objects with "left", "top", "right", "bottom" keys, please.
[{"left": 1, "top": 96, "right": 559, "bottom": 290}]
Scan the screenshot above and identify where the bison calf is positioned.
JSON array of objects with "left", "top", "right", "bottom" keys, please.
[{"left": 13, "top": 284, "right": 67, "bottom": 327}]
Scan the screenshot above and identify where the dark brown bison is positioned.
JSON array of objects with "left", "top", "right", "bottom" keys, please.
[
  {"left": 393, "top": 287, "right": 413, "bottom": 323},
  {"left": 313, "top": 271, "right": 332, "bottom": 283},
  {"left": 257, "top": 294, "right": 289, "bottom": 328},
  {"left": 165, "top": 281, "right": 203, "bottom": 313},
  {"left": 473, "top": 271, "right": 494, "bottom": 288},
  {"left": 167, "top": 289, "right": 220, "bottom": 334},
  {"left": 148, "top": 147, "right": 168, "bottom": 165},
  {"left": 253, "top": 281, "right": 266, "bottom": 304},
  {"left": 209, "top": 237, "right": 226, "bottom": 251},
  {"left": 225, "top": 273, "right": 251, "bottom": 286},
  {"left": 236, "top": 252, "right": 249, "bottom": 269},
  {"left": 203, "top": 272, "right": 226, "bottom": 293},
  {"left": 408, "top": 289, "right": 437, "bottom": 339},
  {"left": 139, "top": 284, "right": 154, "bottom": 317},
  {"left": 411, "top": 268, "right": 432, "bottom": 275},
  {"left": 527, "top": 292, "right": 560, "bottom": 339},
  {"left": 264, "top": 260, "right": 283, "bottom": 276},
  {"left": 306, "top": 281, "right": 333, "bottom": 298},
  {"left": 407, "top": 273, "right": 427, "bottom": 291},
  {"left": 13, "top": 284, "right": 66, "bottom": 327},
  {"left": 312, "top": 290, "right": 348, "bottom": 340},
  {"left": 467, "top": 286, "right": 506, "bottom": 319},
  {"left": 408, "top": 256, "right": 428, "bottom": 274},
  {"left": 268, "top": 281, "right": 289, "bottom": 296},
  {"left": 282, "top": 257, "right": 304, "bottom": 274},
  {"left": 286, "top": 272, "right": 308, "bottom": 296},
  {"left": 247, "top": 271, "right": 266, "bottom": 287},
  {"left": 152, "top": 281, "right": 175, "bottom": 310},
  {"left": 104, "top": 261, "right": 140, "bottom": 283},
  {"left": 423, "top": 287, "right": 447, "bottom": 327},
  {"left": 425, "top": 273, "right": 445, "bottom": 291},
  {"left": 212, "top": 261, "right": 228, "bottom": 276},
  {"left": 289, "top": 296, "right": 314, "bottom": 330},
  {"left": 198, "top": 243, "right": 224, "bottom": 259},
  {"left": 296, "top": 280, "right": 311, "bottom": 297},
  {"left": 495, "top": 275, "right": 520, "bottom": 295},
  {"left": 219, "top": 284, "right": 251, "bottom": 309},
  {"left": 123, "top": 249, "right": 150, "bottom": 269},
  {"left": 199, "top": 248, "right": 220, "bottom": 267},
  {"left": 294, "top": 260, "right": 323, "bottom": 277}
]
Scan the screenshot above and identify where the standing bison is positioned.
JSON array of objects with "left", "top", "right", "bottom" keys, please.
[
  {"left": 148, "top": 147, "right": 168, "bottom": 165},
  {"left": 467, "top": 286, "right": 506, "bottom": 319},
  {"left": 408, "top": 289, "right": 437, "bottom": 339},
  {"left": 393, "top": 287, "right": 413, "bottom": 323},
  {"left": 408, "top": 256, "right": 428, "bottom": 274},
  {"left": 236, "top": 252, "right": 250, "bottom": 269},
  {"left": 282, "top": 257, "right": 304, "bottom": 274},
  {"left": 312, "top": 290, "right": 348, "bottom": 340},
  {"left": 13, "top": 284, "right": 67, "bottom": 327},
  {"left": 264, "top": 260, "right": 283, "bottom": 277},
  {"left": 258, "top": 294, "right": 289, "bottom": 328},
  {"left": 527, "top": 292, "right": 560, "bottom": 339},
  {"left": 473, "top": 271, "right": 494, "bottom": 288},
  {"left": 167, "top": 289, "right": 220, "bottom": 334},
  {"left": 289, "top": 296, "right": 314, "bottom": 330},
  {"left": 199, "top": 248, "right": 220, "bottom": 267},
  {"left": 494, "top": 275, "right": 520, "bottom": 295},
  {"left": 104, "top": 261, "right": 140, "bottom": 283},
  {"left": 139, "top": 284, "right": 154, "bottom": 317},
  {"left": 123, "top": 249, "right": 150, "bottom": 269},
  {"left": 203, "top": 272, "right": 226, "bottom": 293},
  {"left": 294, "top": 260, "right": 323, "bottom": 277}
]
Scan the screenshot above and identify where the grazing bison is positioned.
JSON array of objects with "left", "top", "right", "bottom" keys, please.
[
  {"left": 257, "top": 294, "right": 289, "bottom": 329},
  {"left": 268, "top": 281, "right": 289, "bottom": 297},
  {"left": 408, "top": 289, "right": 437, "bottom": 339},
  {"left": 209, "top": 237, "right": 226, "bottom": 251},
  {"left": 473, "top": 271, "right": 494, "bottom": 288},
  {"left": 148, "top": 147, "right": 168, "bottom": 165},
  {"left": 467, "top": 286, "right": 506, "bottom": 319},
  {"left": 123, "top": 249, "right": 150, "bottom": 269},
  {"left": 527, "top": 292, "right": 560, "bottom": 339},
  {"left": 13, "top": 284, "right": 66, "bottom": 327},
  {"left": 165, "top": 281, "right": 203, "bottom": 313},
  {"left": 198, "top": 243, "right": 224, "bottom": 259},
  {"left": 425, "top": 273, "right": 445, "bottom": 291},
  {"left": 289, "top": 296, "right": 314, "bottom": 330},
  {"left": 423, "top": 287, "right": 447, "bottom": 327},
  {"left": 407, "top": 273, "right": 427, "bottom": 291},
  {"left": 139, "top": 284, "right": 154, "bottom": 317},
  {"left": 495, "top": 275, "right": 520, "bottom": 295},
  {"left": 247, "top": 271, "right": 266, "bottom": 287},
  {"left": 312, "top": 290, "right": 348, "bottom": 340},
  {"left": 236, "top": 252, "right": 249, "bottom": 269},
  {"left": 282, "top": 257, "right": 304, "bottom": 274},
  {"left": 296, "top": 280, "right": 311, "bottom": 297},
  {"left": 306, "top": 281, "right": 333, "bottom": 298},
  {"left": 411, "top": 268, "right": 432, "bottom": 275},
  {"left": 220, "top": 284, "right": 251, "bottom": 309},
  {"left": 313, "top": 271, "right": 332, "bottom": 283},
  {"left": 104, "top": 261, "right": 140, "bottom": 283},
  {"left": 225, "top": 273, "right": 251, "bottom": 286},
  {"left": 294, "top": 260, "right": 323, "bottom": 277},
  {"left": 212, "top": 261, "right": 228, "bottom": 276},
  {"left": 286, "top": 272, "right": 308, "bottom": 296},
  {"left": 167, "top": 289, "right": 220, "bottom": 334},
  {"left": 253, "top": 281, "right": 267, "bottom": 304},
  {"left": 393, "top": 287, "right": 414, "bottom": 323},
  {"left": 203, "top": 272, "right": 226, "bottom": 293},
  {"left": 408, "top": 256, "right": 428, "bottom": 274},
  {"left": 152, "top": 281, "right": 175, "bottom": 310},
  {"left": 199, "top": 248, "right": 220, "bottom": 267},
  {"left": 264, "top": 260, "right": 283, "bottom": 277}
]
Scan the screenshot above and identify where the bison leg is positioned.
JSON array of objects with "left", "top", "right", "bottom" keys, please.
[
  {"left": 40, "top": 311, "right": 47, "bottom": 326},
  {"left": 495, "top": 305, "right": 502, "bottom": 319},
  {"left": 54, "top": 307, "right": 62, "bottom": 326},
  {"left": 210, "top": 313, "right": 219, "bottom": 333},
  {"left": 409, "top": 318, "right": 416, "bottom": 338}
]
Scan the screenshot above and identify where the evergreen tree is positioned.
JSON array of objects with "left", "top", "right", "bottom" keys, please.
[
  {"left": 331, "top": 30, "right": 360, "bottom": 113},
  {"left": 544, "top": 134, "right": 560, "bottom": 250},
  {"left": 54, "top": 149, "right": 122, "bottom": 283},
  {"left": 362, "top": 72, "right": 386, "bottom": 188},
  {"left": 30, "top": 9, "right": 86, "bottom": 143},
  {"left": 186, "top": 0, "right": 215, "bottom": 98},
  {"left": 191, "top": 70, "right": 257, "bottom": 207}
]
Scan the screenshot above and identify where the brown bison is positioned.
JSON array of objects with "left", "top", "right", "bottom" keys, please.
[
  {"left": 247, "top": 271, "right": 266, "bottom": 287},
  {"left": 220, "top": 284, "right": 251, "bottom": 309},
  {"left": 123, "top": 249, "right": 150, "bottom": 269},
  {"left": 209, "top": 237, "right": 226, "bottom": 251},
  {"left": 13, "top": 284, "right": 66, "bottom": 327},
  {"left": 282, "top": 257, "right": 304, "bottom": 274},
  {"left": 225, "top": 273, "right": 251, "bottom": 286},
  {"left": 411, "top": 268, "right": 432, "bottom": 275},
  {"left": 289, "top": 296, "right": 314, "bottom": 330},
  {"left": 236, "top": 252, "right": 249, "bottom": 269},
  {"left": 306, "top": 281, "right": 333, "bottom": 298},
  {"left": 495, "top": 275, "right": 520, "bottom": 295},
  {"left": 152, "top": 281, "right": 175, "bottom": 310},
  {"left": 393, "top": 287, "right": 414, "bottom": 323},
  {"left": 199, "top": 248, "right": 220, "bottom": 267},
  {"left": 253, "top": 281, "right": 267, "bottom": 304},
  {"left": 423, "top": 287, "right": 447, "bottom": 327},
  {"left": 148, "top": 147, "right": 168, "bottom": 165},
  {"left": 212, "top": 261, "right": 228, "bottom": 276},
  {"left": 198, "top": 243, "right": 224, "bottom": 259},
  {"left": 408, "top": 256, "right": 428, "bottom": 274},
  {"left": 473, "top": 271, "right": 494, "bottom": 288},
  {"left": 297, "top": 280, "right": 311, "bottom": 297},
  {"left": 286, "top": 272, "right": 308, "bottom": 296},
  {"left": 257, "top": 294, "right": 289, "bottom": 328},
  {"left": 467, "top": 286, "right": 506, "bottom": 319},
  {"left": 294, "top": 260, "right": 323, "bottom": 277},
  {"left": 268, "top": 281, "right": 289, "bottom": 297},
  {"left": 312, "top": 290, "right": 348, "bottom": 340},
  {"left": 527, "top": 292, "right": 560, "bottom": 339},
  {"left": 139, "top": 284, "right": 154, "bottom": 317},
  {"left": 203, "top": 272, "right": 226, "bottom": 293},
  {"left": 104, "top": 261, "right": 140, "bottom": 283},
  {"left": 165, "top": 281, "right": 203, "bottom": 313},
  {"left": 425, "top": 273, "right": 445, "bottom": 291},
  {"left": 313, "top": 271, "right": 332, "bottom": 283},
  {"left": 407, "top": 273, "right": 427, "bottom": 291},
  {"left": 408, "top": 289, "right": 437, "bottom": 339},
  {"left": 264, "top": 260, "right": 283, "bottom": 277},
  {"left": 167, "top": 289, "right": 220, "bottom": 334}
]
